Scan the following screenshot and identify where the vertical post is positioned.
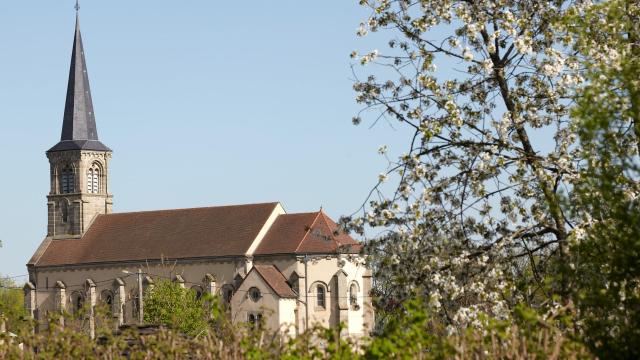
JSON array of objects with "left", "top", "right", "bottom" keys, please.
[
  {"left": 85, "top": 279, "right": 97, "bottom": 339},
  {"left": 23, "top": 282, "right": 36, "bottom": 320},
  {"left": 204, "top": 274, "right": 216, "bottom": 296},
  {"left": 137, "top": 268, "right": 144, "bottom": 324},
  {"left": 54, "top": 281, "right": 67, "bottom": 327},
  {"left": 335, "top": 270, "right": 349, "bottom": 334},
  {"left": 304, "top": 255, "right": 309, "bottom": 332},
  {"left": 114, "top": 278, "right": 125, "bottom": 327},
  {"left": 362, "top": 269, "right": 374, "bottom": 334}
]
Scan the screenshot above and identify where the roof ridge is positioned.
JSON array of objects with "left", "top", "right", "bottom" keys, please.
[
  {"left": 294, "top": 211, "right": 322, "bottom": 253},
  {"left": 102, "top": 202, "right": 280, "bottom": 216},
  {"left": 284, "top": 211, "right": 322, "bottom": 216}
]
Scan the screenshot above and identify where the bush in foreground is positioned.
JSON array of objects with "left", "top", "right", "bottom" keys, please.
[{"left": 0, "top": 299, "right": 592, "bottom": 359}]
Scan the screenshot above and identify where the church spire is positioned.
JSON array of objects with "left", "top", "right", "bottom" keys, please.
[
  {"left": 49, "top": 8, "right": 110, "bottom": 152},
  {"left": 45, "top": 4, "right": 114, "bottom": 238}
]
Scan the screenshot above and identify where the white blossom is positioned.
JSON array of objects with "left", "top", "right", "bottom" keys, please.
[
  {"left": 349, "top": 0, "right": 612, "bottom": 334},
  {"left": 356, "top": 22, "right": 368, "bottom": 37},
  {"left": 462, "top": 47, "right": 474, "bottom": 61}
]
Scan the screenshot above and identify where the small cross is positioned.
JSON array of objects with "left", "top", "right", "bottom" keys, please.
[{"left": 75, "top": 0, "right": 80, "bottom": 12}]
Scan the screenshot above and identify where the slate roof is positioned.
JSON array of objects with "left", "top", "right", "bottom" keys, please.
[
  {"left": 49, "top": 14, "right": 110, "bottom": 153},
  {"left": 254, "top": 211, "right": 362, "bottom": 255},
  {"left": 49, "top": 140, "right": 111, "bottom": 152},
  {"left": 30, "top": 203, "right": 279, "bottom": 267},
  {"left": 252, "top": 264, "right": 297, "bottom": 298}
]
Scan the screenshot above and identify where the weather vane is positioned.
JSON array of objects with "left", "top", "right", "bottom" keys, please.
[{"left": 75, "top": 0, "right": 80, "bottom": 12}]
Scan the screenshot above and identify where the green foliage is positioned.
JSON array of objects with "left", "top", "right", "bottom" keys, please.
[
  {"left": 0, "top": 277, "right": 28, "bottom": 333},
  {"left": 0, "top": 303, "right": 594, "bottom": 359},
  {"left": 508, "top": 305, "right": 591, "bottom": 360},
  {"left": 568, "top": 184, "right": 640, "bottom": 358},
  {"left": 362, "top": 298, "right": 591, "bottom": 360},
  {"left": 364, "top": 297, "right": 452, "bottom": 359},
  {"left": 293, "top": 324, "right": 360, "bottom": 360},
  {"left": 557, "top": 0, "right": 640, "bottom": 357},
  {"left": 143, "top": 279, "right": 209, "bottom": 337}
]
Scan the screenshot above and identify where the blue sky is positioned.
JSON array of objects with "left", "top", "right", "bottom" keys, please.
[{"left": 0, "top": 1, "right": 409, "bottom": 279}]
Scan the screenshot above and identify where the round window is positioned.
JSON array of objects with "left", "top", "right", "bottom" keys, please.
[{"left": 248, "top": 287, "right": 261, "bottom": 302}]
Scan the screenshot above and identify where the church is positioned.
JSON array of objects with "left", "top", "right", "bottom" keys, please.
[{"left": 25, "top": 11, "right": 373, "bottom": 338}]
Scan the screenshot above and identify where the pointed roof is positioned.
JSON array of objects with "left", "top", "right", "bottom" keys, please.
[
  {"left": 49, "top": 14, "right": 110, "bottom": 153},
  {"left": 254, "top": 210, "right": 362, "bottom": 255}
]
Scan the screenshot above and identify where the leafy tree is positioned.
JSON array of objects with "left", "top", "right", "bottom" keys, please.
[
  {"left": 559, "top": 0, "right": 640, "bottom": 357},
  {"left": 0, "top": 276, "right": 27, "bottom": 333},
  {"left": 143, "top": 279, "right": 210, "bottom": 337}
]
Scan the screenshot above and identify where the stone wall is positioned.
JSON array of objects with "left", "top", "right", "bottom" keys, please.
[
  {"left": 46, "top": 150, "right": 113, "bottom": 238},
  {"left": 27, "top": 254, "right": 373, "bottom": 338}
]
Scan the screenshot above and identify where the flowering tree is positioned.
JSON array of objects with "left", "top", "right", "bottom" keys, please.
[{"left": 346, "top": 0, "right": 638, "bottom": 332}]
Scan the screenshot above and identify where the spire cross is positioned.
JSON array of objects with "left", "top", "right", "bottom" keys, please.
[{"left": 75, "top": 0, "right": 80, "bottom": 12}]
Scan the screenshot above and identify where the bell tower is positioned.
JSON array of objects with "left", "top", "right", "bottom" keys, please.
[{"left": 47, "top": 11, "right": 113, "bottom": 238}]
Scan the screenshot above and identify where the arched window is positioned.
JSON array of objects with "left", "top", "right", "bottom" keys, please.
[
  {"left": 60, "top": 167, "right": 74, "bottom": 194},
  {"left": 349, "top": 283, "right": 359, "bottom": 307},
  {"left": 248, "top": 312, "right": 262, "bottom": 328},
  {"left": 76, "top": 296, "right": 84, "bottom": 311},
  {"left": 316, "top": 285, "right": 326, "bottom": 309},
  {"left": 131, "top": 287, "right": 145, "bottom": 321},
  {"left": 61, "top": 171, "right": 68, "bottom": 193},
  {"left": 87, "top": 163, "right": 101, "bottom": 194},
  {"left": 70, "top": 291, "right": 84, "bottom": 313},
  {"left": 101, "top": 290, "right": 114, "bottom": 314}
]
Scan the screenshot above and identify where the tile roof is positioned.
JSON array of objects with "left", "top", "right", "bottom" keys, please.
[
  {"left": 252, "top": 264, "right": 297, "bottom": 298},
  {"left": 254, "top": 211, "right": 362, "bottom": 255},
  {"left": 31, "top": 202, "right": 279, "bottom": 267}
]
